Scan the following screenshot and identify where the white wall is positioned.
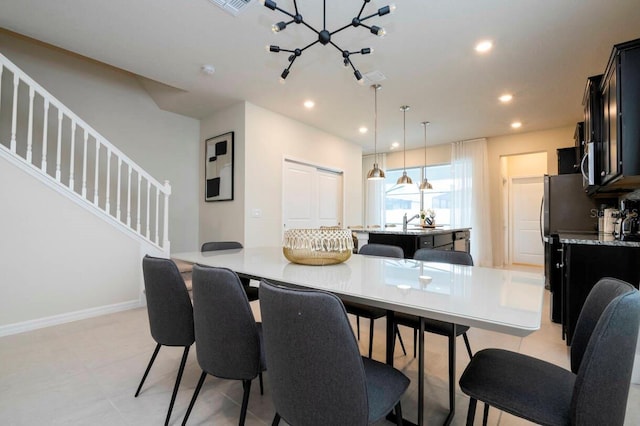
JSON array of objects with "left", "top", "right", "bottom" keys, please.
[
  {"left": 0, "top": 157, "right": 155, "bottom": 331},
  {"left": 244, "top": 103, "right": 363, "bottom": 247},
  {"left": 199, "top": 102, "right": 246, "bottom": 245},
  {"left": 0, "top": 30, "right": 200, "bottom": 252}
]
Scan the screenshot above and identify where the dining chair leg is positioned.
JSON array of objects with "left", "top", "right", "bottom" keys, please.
[
  {"left": 259, "top": 372, "right": 264, "bottom": 395},
  {"left": 239, "top": 379, "right": 252, "bottom": 426},
  {"left": 135, "top": 343, "right": 161, "bottom": 397},
  {"left": 462, "top": 332, "right": 473, "bottom": 359},
  {"left": 466, "top": 398, "right": 477, "bottom": 426},
  {"left": 394, "top": 401, "right": 404, "bottom": 426},
  {"left": 165, "top": 346, "right": 190, "bottom": 426},
  {"left": 271, "top": 413, "right": 281, "bottom": 425},
  {"left": 482, "top": 402, "right": 490, "bottom": 426},
  {"left": 181, "top": 371, "right": 207, "bottom": 426},
  {"left": 395, "top": 325, "right": 407, "bottom": 356}
]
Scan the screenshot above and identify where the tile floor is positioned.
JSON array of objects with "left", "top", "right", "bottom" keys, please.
[{"left": 1, "top": 274, "right": 638, "bottom": 425}]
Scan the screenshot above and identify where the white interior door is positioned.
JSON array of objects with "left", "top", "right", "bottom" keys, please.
[
  {"left": 283, "top": 162, "right": 316, "bottom": 230},
  {"left": 283, "top": 160, "right": 343, "bottom": 231},
  {"left": 510, "top": 176, "right": 544, "bottom": 265},
  {"left": 317, "top": 169, "right": 343, "bottom": 227}
]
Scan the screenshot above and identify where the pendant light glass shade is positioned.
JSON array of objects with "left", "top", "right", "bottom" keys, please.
[
  {"left": 367, "top": 84, "right": 385, "bottom": 180},
  {"left": 396, "top": 105, "right": 413, "bottom": 185},
  {"left": 419, "top": 121, "right": 433, "bottom": 191}
]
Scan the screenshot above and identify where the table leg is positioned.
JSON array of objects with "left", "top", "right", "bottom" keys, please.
[
  {"left": 386, "top": 310, "right": 395, "bottom": 364},
  {"left": 418, "top": 317, "right": 425, "bottom": 426},
  {"left": 443, "top": 324, "right": 456, "bottom": 426}
]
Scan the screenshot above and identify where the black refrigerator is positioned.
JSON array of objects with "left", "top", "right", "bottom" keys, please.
[{"left": 542, "top": 174, "right": 601, "bottom": 323}]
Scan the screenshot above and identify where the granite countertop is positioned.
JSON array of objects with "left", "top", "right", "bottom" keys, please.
[
  {"left": 558, "top": 232, "right": 640, "bottom": 247},
  {"left": 352, "top": 227, "right": 471, "bottom": 236}
]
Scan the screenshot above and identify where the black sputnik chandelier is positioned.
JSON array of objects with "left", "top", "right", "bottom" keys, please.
[{"left": 259, "top": 0, "right": 396, "bottom": 83}]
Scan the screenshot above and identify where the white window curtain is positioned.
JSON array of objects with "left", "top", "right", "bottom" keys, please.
[
  {"left": 451, "top": 139, "right": 493, "bottom": 266},
  {"left": 362, "top": 153, "right": 386, "bottom": 228}
]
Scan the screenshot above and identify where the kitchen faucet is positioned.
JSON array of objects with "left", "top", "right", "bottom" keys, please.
[{"left": 403, "top": 213, "right": 420, "bottom": 232}]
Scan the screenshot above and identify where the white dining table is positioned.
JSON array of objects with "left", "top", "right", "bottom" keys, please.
[{"left": 171, "top": 247, "right": 545, "bottom": 425}]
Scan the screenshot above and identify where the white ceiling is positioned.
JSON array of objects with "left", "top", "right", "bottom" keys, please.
[{"left": 1, "top": 0, "right": 640, "bottom": 153}]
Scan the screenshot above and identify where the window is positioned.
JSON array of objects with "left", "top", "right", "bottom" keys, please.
[{"left": 384, "top": 164, "right": 452, "bottom": 226}]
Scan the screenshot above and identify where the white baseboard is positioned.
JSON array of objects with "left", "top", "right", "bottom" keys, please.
[{"left": 0, "top": 299, "right": 144, "bottom": 337}]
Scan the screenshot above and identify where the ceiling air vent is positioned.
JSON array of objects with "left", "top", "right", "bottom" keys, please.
[
  {"left": 207, "top": 0, "right": 253, "bottom": 16},
  {"left": 363, "top": 70, "right": 387, "bottom": 84}
]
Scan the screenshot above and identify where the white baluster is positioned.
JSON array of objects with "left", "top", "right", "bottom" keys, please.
[
  {"left": 105, "top": 148, "right": 111, "bottom": 214},
  {"left": 41, "top": 100, "right": 49, "bottom": 173},
  {"left": 136, "top": 174, "right": 142, "bottom": 233},
  {"left": 10, "top": 74, "right": 18, "bottom": 152},
  {"left": 69, "top": 121, "right": 76, "bottom": 190},
  {"left": 163, "top": 180, "right": 171, "bottom": 251},
  {"left": 94, "top": 140, "right": 100, "bottom": 206},
  {"left": 55, "top": 110, "right": 62, "bottom": 181},
  {"left": 116, "top": 158, "right": 122, "bottom": 221},
  {"left": 81, "top": 131, "right": 88, "bottom": 198},
  {"left": 127, "top": 167, "right": 132, "bottom": 227},
  {"left": 26, "top": 87, "right": 34, "bottom": 163},
  {"left": 155, "top": 187, "right": 160, "bottom": 244},
  {"left": 146, "top": 180, "right": 151, "bottom": 238}
]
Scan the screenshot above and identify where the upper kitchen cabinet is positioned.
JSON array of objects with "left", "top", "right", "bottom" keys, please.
[{"left": 599, "top": 38, "right": 640, "bottom": 189}]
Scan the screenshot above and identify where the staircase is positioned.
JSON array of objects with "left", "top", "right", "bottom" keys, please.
[{"left": 0, "top": 52, "right": 170, "bottom": 253}]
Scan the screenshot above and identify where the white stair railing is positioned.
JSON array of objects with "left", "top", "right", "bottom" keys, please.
[{"left": 0, "top": 52, "right": 171, "bottom": 252}]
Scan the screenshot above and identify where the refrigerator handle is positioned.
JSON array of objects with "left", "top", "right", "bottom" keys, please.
[{"left": 539, "top": 197, "right": 544, "bottom": 244}]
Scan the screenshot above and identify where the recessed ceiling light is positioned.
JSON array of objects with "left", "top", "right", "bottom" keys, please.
[
  {"left": 201, "top": 64, "right": 215, "bottom": 75},
  {"left": 499, "top": 94, "right": 513, "bottom": 103},
  {"left": 475, "top": 40, "right": 493, "bottom": 53},
  {"left": 391, "top": 141, "right": 400, "bottom": 149},
  {"left": 511, "top": 121, "right": 522, "bottom": 129},
  {"left": 303, "top": 100, "right": 315, "bottom": 109},
  {"left": 359, "top": 127, "right": 368, "bottom": 134}
]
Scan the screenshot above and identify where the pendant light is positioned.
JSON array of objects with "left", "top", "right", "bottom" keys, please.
[
  {"left": 367, "top": 84, "right": 385, "bottom": 180},
  {"left": 396, "top": 105, "right": 413, "bottom": 185},
  {"left": 419, "top": 121, "right": 433, "bottom": 191}
]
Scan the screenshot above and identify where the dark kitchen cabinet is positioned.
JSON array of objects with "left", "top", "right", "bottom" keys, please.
[
  {"left": 599, "top": 38, "right": 640, "bottom": 189},
  {"left": 561, "top": 243, "right": 640, "bottom": 344},
  {"left": 557, "top": 147, "right": 580, "bottom": 174},
  {"left": 367, "top": 229, "right": 470, "bottom": 259}
]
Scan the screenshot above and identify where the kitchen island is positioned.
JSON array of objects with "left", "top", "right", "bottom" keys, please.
[{"left": 352, "top": 227, "right": 471, "bottom": 259}]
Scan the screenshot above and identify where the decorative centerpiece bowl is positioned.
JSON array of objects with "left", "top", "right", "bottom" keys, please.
[{"left": 283, "top": 228, "right": 353, "bottom": 266}]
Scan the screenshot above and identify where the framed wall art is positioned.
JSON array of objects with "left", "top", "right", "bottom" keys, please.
[{"left": 205, "top": 131, "right": 234, "bottom": 202}]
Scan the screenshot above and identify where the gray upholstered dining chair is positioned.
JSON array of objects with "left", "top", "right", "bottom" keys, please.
[
  {"left": 344, "top": 243, "right": 407, "bottom": 358},
  {"left": 136, "top": 255, "right": 195, "bottom": 426},
  {"left": 201, "top": 241, "right": 259, "bottom": 301},
  {"left": 182, "top": 265, "right": 265, "bottom": 426},
  {"left": 460, "top": 277, "right": 640, "bottom": 426},
  {"left": 259, "top": 280, "right": 410, "bottom": 426},
  {"left": 393, "top": 248, "right": 474, "bottom": 422}
]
